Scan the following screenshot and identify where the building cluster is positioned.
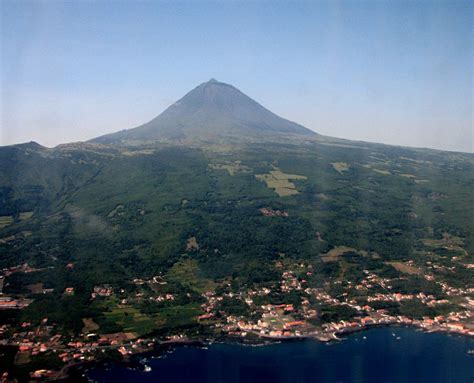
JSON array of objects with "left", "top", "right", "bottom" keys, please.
[
  {"left": 0, "top": 263, "right": 45, "bottom": 311},
  {"left": 0, "top": 259, "right": 472, "bottom": 380},
  {"left": 0, "top": 296, "right": 33, "bottom": 309},
  {"left": 198, "top": 290, "right": 222, "bottom": 321},
  {"left": 280, "top": 270, "right": 305, "bottom": 292},
  {"left": 151, "top": 293, "right": 175, "bottom": 303},
  {"left": 91, "top": 285, "right": 114, "bottom": 299},
  {"left": 0, "top": 318, "right": 156, "bottom": 380},
  {"left": 1, "top": 263, "right": 42, "bottom": 277},
  {"left": 259, "top": 207, "right": 289, "bottom": 218}
]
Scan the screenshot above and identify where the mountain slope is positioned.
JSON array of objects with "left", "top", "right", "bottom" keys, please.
[
  {"left": 91, "top": 79, "right": 316, "bottom": 144},
  {"left": 1, "top": 80, "right": 474, "bottom": 362}
]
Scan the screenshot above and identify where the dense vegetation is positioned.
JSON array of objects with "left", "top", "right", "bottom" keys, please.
[{"left": 0, "top": 137, "right": 473, "bottom": 335}]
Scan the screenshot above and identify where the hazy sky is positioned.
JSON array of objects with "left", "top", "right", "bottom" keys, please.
[{"left": 1, "top": 1, "right": 472, "bottom": 152}]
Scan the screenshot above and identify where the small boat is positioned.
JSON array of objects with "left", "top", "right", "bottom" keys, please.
[
  {"left": 144, "top": 365, "right": 152, "bottom": 372},
  {"left": 467, "top": 350, "right": 474, "bottom": 355},
  {"left": 396, "top": 337, "right": 401, "bottom": 340},
  {"left": 363, "top": 336, "right": 367, "bottom": 340}
]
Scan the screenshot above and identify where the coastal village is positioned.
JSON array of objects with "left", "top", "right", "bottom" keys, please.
[
  {"left": 0, "top": 4, "right": 473, "bottom": 378},
  {"left": 1, "top": 256, "right": 473, "bottom": 381}
]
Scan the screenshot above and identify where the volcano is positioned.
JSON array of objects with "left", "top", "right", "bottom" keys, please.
[{"left": 91, "top": 79, "right": 316, "bottom": 144}]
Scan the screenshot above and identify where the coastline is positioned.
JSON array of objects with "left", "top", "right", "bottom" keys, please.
[{"left": 58, "top": 322, "right": 474, "bottom": 382}]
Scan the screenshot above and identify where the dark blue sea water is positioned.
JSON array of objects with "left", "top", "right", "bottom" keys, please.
[{"left": 87, "top": 327, "right": 474, "bottom": 383}]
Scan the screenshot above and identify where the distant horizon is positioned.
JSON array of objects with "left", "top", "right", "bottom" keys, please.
[
  {"left": 3, "top": 77, "right": 473, "bottom": 156},
  {"left": 1, "top": 1, "right": 472, "bottom": 152}
]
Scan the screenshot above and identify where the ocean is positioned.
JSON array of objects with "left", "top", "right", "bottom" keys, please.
[{"left": 86, "top": 327, "right": 474, "bottom": 383}]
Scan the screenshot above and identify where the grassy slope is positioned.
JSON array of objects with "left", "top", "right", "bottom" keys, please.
[{"left": 0, "top": 139, "right": 473, "bottom": 333}]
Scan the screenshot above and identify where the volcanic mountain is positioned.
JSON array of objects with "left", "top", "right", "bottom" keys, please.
[
  {"left": 91, "top": 79, "right": 316, "bottom": 144},
  {"left": 1, "top": 78, "right": 474, "bottom": 350}
]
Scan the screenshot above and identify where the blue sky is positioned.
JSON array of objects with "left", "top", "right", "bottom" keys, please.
[{"left": 1, "top": 0, "right": 472, "bottom": 152}]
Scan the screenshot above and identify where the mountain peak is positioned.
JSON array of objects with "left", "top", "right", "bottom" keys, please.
[{"left": 91, "top": 80, "right": 317, "bottom": 144}]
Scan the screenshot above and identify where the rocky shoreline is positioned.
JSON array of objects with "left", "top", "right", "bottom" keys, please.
[{"left": 55, "top": 323, "right": 474, "bottom": 383}]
